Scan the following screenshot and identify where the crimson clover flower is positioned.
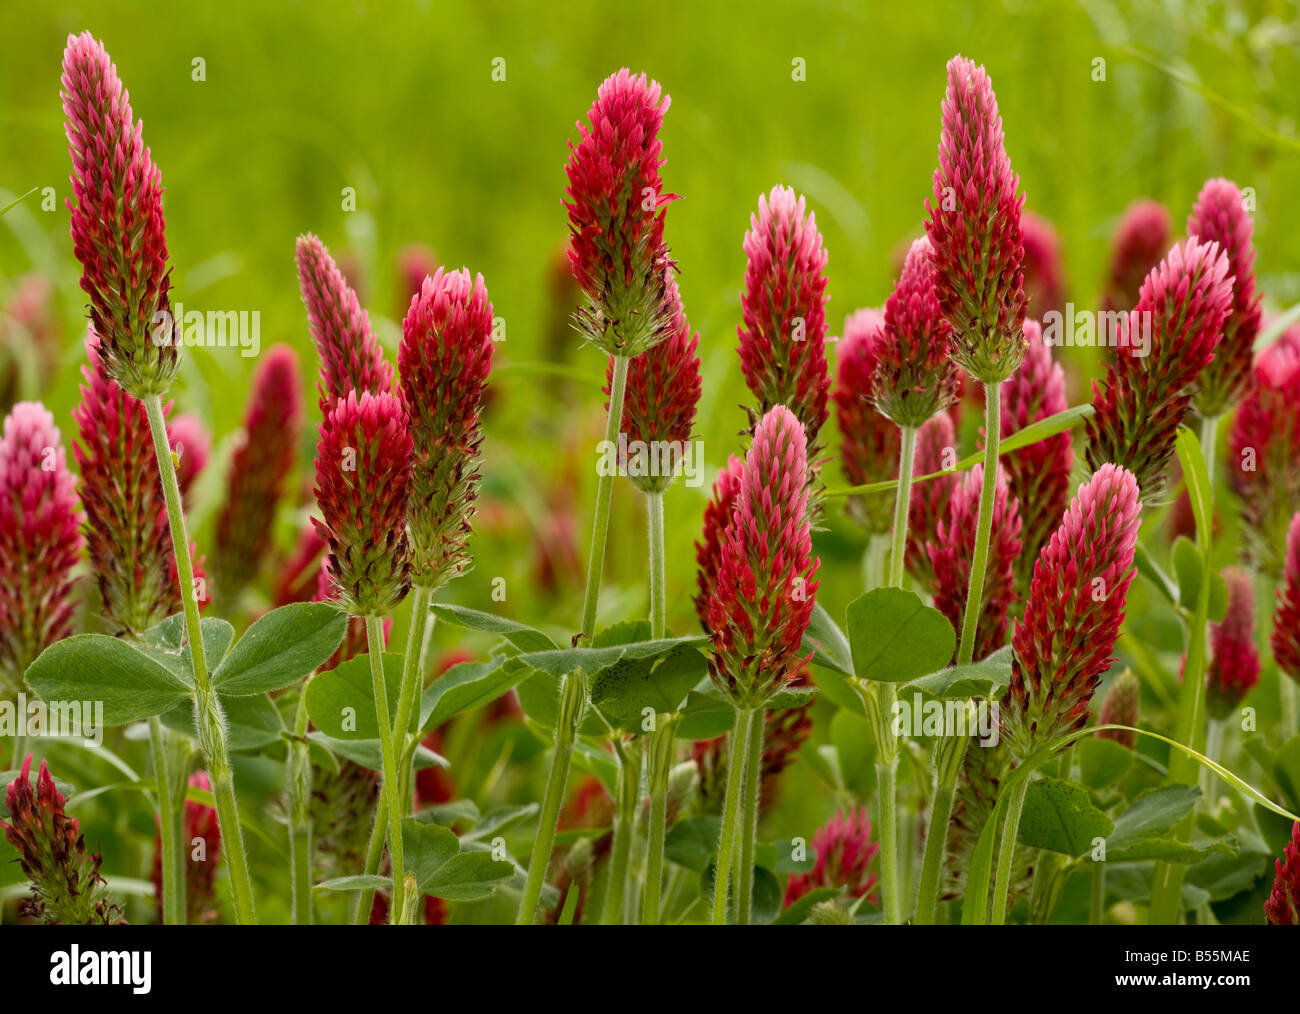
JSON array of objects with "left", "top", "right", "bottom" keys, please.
[
  {"left": 1271, "top": 512, "right": 1300, "bottom": 688},
  {"left": 1096, "top": 669, "right": 1140, "bottom": 750},
  {"left": 783, "top": 806, "right": 880, "bottom": 908},
  {"left": 832, "top": 309, "right": 899, "bottom": 536},
  {"left": 1020, "top": 212, "right": 1064, "bottom": 319},
  {"left": 1203, "top": 567, "right": 1260, "bottom": 721},
  {"left": 906, "top": 411, "right": 959, "bottom": 589},
  {"left": 167, "top": 412, "right": 210, "bottom": 509},
  {"left": 1101, "top": 199, "right": 1172, "bottom": 315},
  {"left": 1265, "top": 820, "right": 1300, "bottom": 925}
]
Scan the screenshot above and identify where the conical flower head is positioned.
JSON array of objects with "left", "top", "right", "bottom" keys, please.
[
  {"left": 1002, "top": 464, "right": 1142, "bottom": 758},
  {"left": 1085, "top": 237, "right": 1233, "bottom": 497},
  {"left": 296, "top": 234, "right": 393, "bottom": 414},
  {"left": 783, "top": 806, "right": 879, "bottom": 908},
  {"left": 1101, "top": 199, "right": 1171, "bottom": 314},
  {"left": 605, "top": 271, "right": 701, "bottom": 493},
  {"left": 1266, "top": 821, "right": 1300, "bottom": 925},
  {"left": 214, "top": 344, "right": 303, "bottom": 599},
  {"left": 151, "top": 770, "right": 221, "bottom": 924},
  {"left": 1272, "top": 512, "right": 1300, "bottom": 686},
  {"left": 73, "top": 338, "right": 180, "bottom": 635},
  {"left": 1001, "top": 320, "right": 1073, "bottom": 595},
  {"left": 167, "top": 412, "right": 210, "bottom": 508},
  {"left": 564, "top": 68, "right": 676, "bottom": 356},
  {"left": 0, "top": 403, "right": 83, "bottom": 694},
  {"left": 1189, "top": 179, "right": 1261, "bottom": 418},
  {"left": 1, "top": 755, "right": 125, "bottom": 924},
  {"left": 1199, "top": 567, "right": 1260, "bottom": 720},
  {"left": 1096, "top": 669, "right": 1140, "bottom": 749},
  {"left": 906, "top": 411, "right": 958, "bottom": 588},
  {"left": 924, "top": 55, "right": 1028, "bottom": 383},
  {"left": 874, "top": 236, "right": 959, "bottom": 428},
  {"left": 1021, "top": 212, "right": 1064, "bottom": 318},
  {"left": 313, "top": 390, "right": 412, "bottom": 616},
  {"left": 62, "top": 33, "right": 176, "bottom": 398},
  {"left": 398, "top": 268, "right": 494, "bottom": 590},
  {"left": 832, "top": 309, "right": 899, "bottom": 536},
  {"left": 707, "top": 406, "right": 820, "bottom": 707},
  {"left": 738, "top": 186, "right": 831, "bottom": 452},
  {"left": 928, "top": 462, "right": 1022, "bottom": 663},
  {"left": 1229, "top": 331, "right": 1300, "bottom": 576},
  {"left": 694, "top": 454, "right": 745, "bottom": 631}
]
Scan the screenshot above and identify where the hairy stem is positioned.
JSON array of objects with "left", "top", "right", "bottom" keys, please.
[
  {"left": 289, "top": 683, "right": 314, "bottom": 925},
  {"left": 711, "top": 706, "right": 752, "bottom": 925},
  {"left": 351, "top": 793, "right": 389, "bottom": 925},
  {"left": 149, "top": 715, "right": 186, "bottom": 925},
  {"left": 642, "top": 715, "right": 678, "bottom": 925},
  {"left": 365, "top": 614, "right": 406, "bottom": 924},
  {"left": 1090, "top": 862, "right": 1107, "bottom": 925},
  {"left": 991, "top": 774, "right": 1030, "bottom": 925},
  {"left": 578, "top": 354, "right": 629, "bottom": 643},
  {"left": 392, "top": 586, "right": 434, "bottom": 814},
  {"left": 601, "top": 739, "right": 641, "bottom": 924},
  {"left": 913, "top": 731, "right": 969, "bottom": 924},
  {"left": 647, "top": 490, "right": 666, "bottom": 639},
  {"left": 736, "top": 707, "right": 765, "bottom": 926},
  {"left": 145, "top": 394, "right": 256, "bottom": 925},
  {"left": 957, "top": 383, "right": 1001, "bottom": 665}
]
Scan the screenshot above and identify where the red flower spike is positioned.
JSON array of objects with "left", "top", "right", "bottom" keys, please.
[
  {"left": 906, "top": 411, "right": 958, "bottom": 589},
  {"left": 707, "top": 406, "right": 820, "bottom": 707},
  {"left": 167, "top": 412, "right": 210, "bottom": 508},
  {"left": 1, "top": 755, "right": 125, "bottom": 924},
  {"left": 1202, "top": 567, "right": 1260, "bottom": 720},
  {"left": 783, "top": 806, "right": 880, "bottom": 908},
  {"left": 924, "top": 55, "right": 1028, "bottom": 384},
  {"left": 151, "top": 771, "right": 221, "bottom": 924},
  {"left": 74, "top": 338, "right": 180, "bottom": 635},
  {"left": 1021, "top": 212, "right": 1065, "bottom": 318},
  {"left": 398, "top": 268, "right": 494, "bottom": 590},
  {"left": 214, "top": 344, "right": 303, "bottom": 599},
  {"left": 928, "top": 463, "right": 1022, "bottom": 663},
  {"left": 1002, "top": 464, "right": 1142, "bottom": 758},
  {"left": 1096, "top": 669, "right": 1140, "bottom": 749},
  {"left": 1272, "top": 513, "right": 1300, "bottom": 686},
  {"left": 605, "top": 271, "right": 701, "bottom": 493},
  {"left": 833, "top": 309, "right": 899, "bottom": 536},
  {"left": 1085, "top": 237, "right": 1233, "bottom": 497},
  {"left": 1265, "top": 821, "right": 1300, "bottom": 925},
  {"left": 1188, "top": 179, "right": 1262, "bottom": 418},
  {"left": 313, "top": 390, "right": 413, "bottom": 617},
  {"left": 693, "top": 454, "right": 745, "bottom": 632},
  {"left": 875, "top": 236, "right": 960, "bottom": 429},
  {"left": 62, "top": 33, "right": 176, "bottom": 398},
  {"left": 1001, "top": 320, "right": 1073, "bottom": 594},
  {"left": 564, "top": 68, "right": 677, "bottom": 357},
  {"left": 738, "top": 186, "right": 831, "bottom": 452},
  {"left": 1230, "top": 330, "right": 1300, "bottom": 576},
  {"left": 0, "top": 402, "right": 83, "bottom": 692},
  {"left": 296, "top": 233, "right": 393, "bottom": 415},
  {"left": 1101, "top": 199, "right": 1172, "bottom": 315}
]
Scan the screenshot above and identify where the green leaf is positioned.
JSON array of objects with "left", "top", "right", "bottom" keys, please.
[
  {"left": 511, "top": 636, "right": 708, "bottom": 680},
  {"left": 306, "top": 732, "right": 447, "bottom": 773},
  {"left": 592, "top": 619, "right": 651, "bottom": 647},
  {"left": 803, "top": 600, "right": 854, "bottom": 675},
  {"left": 1172, "top": 536, "right": 1202, "bottom": 610},
  {"left": 765, "top": 837, "right": 817, "bottom": 874},
  {"left": 1174, "top": 426, "right": 1212, "bottom": 553},
  {"left": 767, "top": 686, "right": 818, "bottom": 710},
  {"left": 516, "top": 671, "right": 605, "bottom": 736},
  {"left": 845, "top": 588, "right": 955, "bottom": 683},
  {"left": 212, "top": 602, "right": 347, "bottom": 695},
  {"left": 0, "top": 186, "right": 39, "bottom": 217},
  {"left": 674, "top": 689, "right": 736, "bottom": 739},
  {"left": 904, "top": 645, "right": 1013, "bottom": 699},
  {"left": 159, "top": 692, "right": 284, "bottom": 752},
  {"left": 1133, "top": 541, "right": 1178, "bottom": 607},
  {"left": 421, "top": 850, "right": 513, "bottom": 901},
  {"left": 1077, "top": 737, "right": 1133, "bottom": 790},
  {"left": 1185, "top": 852, "right": 1270, "bottom": 902},
  {"left": 25, "top": 634, "right": 193, "bottom": 725},
  {"left": 1107, "top": 785, "right": 1201, "bottom": 851},
  {"left": 1272, "top": 734, "right": 1300, "bottom": 812},
  {"left": 419, "top": 799, "right": 480, "bottom": 826},
  {"left": 429, "top": 604, "right": 558, "bottom": 652},
  {"left": 419, "top": 658, "right": 532, "bottom": 733},
  {"left": 770, "top": 886, "right": 840, "bottom": 925},
  {"left": 459, "top": 803, "right": 539, "bottom": 844},
  {"left": 751, "top": 866, "right": 782, "bottom": 924},
  {"left": 589, "top": 643, "right": 707, "bottom": 732},
  {"left": 664, "top": 816, "right": 720, "bottom": 873},
  {"left": 140, "top": 614, "right": 236, "bottom": 674},
  {"left": 401, "top": 818, "right": 460, "bottom": 889},
  {"left": 1106, "top": 838, "right": 1237, "bottom": 864},
  {"left": 315, "top": 874, "right": 391, "bottom": 893},
  {"left": 1017, "top": 776, "right": 1114, "bottom": 857},
  {"left": 830, "top": 709, "right": 876, "bottom": 794},
  {"left": 304, "top": 652, "right": 402, "bottom": 739}
]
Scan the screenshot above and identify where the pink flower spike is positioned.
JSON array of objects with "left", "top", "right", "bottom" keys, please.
[
  {"left": 1101, "top": 199, "right": 1172, "bottom": 315},
  {"left": 1272, "top": 513, "right": 1300, "bottom": 686},
  {"left": 1265, "top": 821, "right": 1300, "bottom": 925},
  {"left": 707, "top": 405, "right": 820, "bottom": 706},
  {"left": 693, "top": 455, "right": 745, "bottom": 632},
  {"left": 0, "top": 402, "right": 83, "bottom": 692},
  {"left": 62, "top": 33, "right": 176, "bottom": 398},
  {"left": 313, "top": 390, "right": 413, "bottom": 617},
  {"left": 1204, "top": 567, "right": 1260, "bottom": 720},
  {"left": 296, "top": 233, "right": 393, "bottom": 414},
  {"left": 906, "top": 411, "right": 958, "bottom": 589},
  {"left": 925, "top": 55, "right": 1028, "bottom": 383},
  {"left": 1002, "top": 464, "right": 1143, "bottom": 757},
  {"left": 1096, "top": 669, "right": 1140, "bottom": 749},
  {"left": 214, "top": 344, "right": 304, "bottom": 599},
  {"left": 1020, "top": 212, "right": 1065, "bottom": 318},
  {"left": 783, "top": 806, "right": 880, "bottom": 909},
  {"left": 1188, "top": 179, "right": 1262, "bottom": 417},
  {"left": 833, "top": 309, "right": 899, "bottom": 536},
  {"left": 738, "top": 186, "right": 831, "bottom": 453},
  {"left": 875, "top": 236, "right": 960, "bottom": 429},
  {"left": 564, "top": 68, "right": 676, "bottom": 356}
]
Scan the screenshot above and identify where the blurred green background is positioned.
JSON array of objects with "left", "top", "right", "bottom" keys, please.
[{"left": 3, "top": 0, "right": 1299, "bottom": 921}]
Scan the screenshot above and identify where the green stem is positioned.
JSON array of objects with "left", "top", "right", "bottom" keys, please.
[
  {"left": 392, "top": 586, "right": 434, "bottom": 816},
  {"left": 578, "top": 354, "right": 629, "bottom": 644},
  {"left": 517, "top": 669, "right": 585, "bottom": 924},
  {"left": 1283, "top": 680, "right": 1298, "bottom": 743},
  {"left": 9, "top": 733, "right": 26, "bottom": 768},
  {"left": 642, "top": 716, "right": 678, "bottom": 925},
  {"left": 601, "top": 739, "right": 640, "bottom": 924},
  {"left": 874, "top": 747, "right": 901, "bottom": 923},
  {"left": 913, "top": 732, "right": 969, "bottom": 924},
  {"left": 1091, "top": 862, "right": 1107, "bottom": 925},
  {"left": 736, "top": 708, "right": 765, "bottom": 926},
  {"left": 351, "top": 793, "right": 389, "bottom": 925},
  {"left": 711, "top": 706, "right": 752, "bottom": 925},
  {"left": 991, "top": 774, "right": 1030, "bottom": 925},
  {"left": 1201, "top": 717, "right": 1225, "bottom": 808},
  {"left": 647, "top": 490, "right": 666, "bottom": 640},
  {"left": 289, "top": 684, "right": 314, "bottom": 925},
  {"left": 957, "top": 383, "right": 1001, "bottom": 665},
  {"left": 144, "top": 394, "right": 256, "bottom": 925},
  {"left": 888, "top": 425, "right": 917, "bottom": 588},
  {"left": 365, "top": 614, "right": 406, "bottom": 924},
  {"left": 149, "top": 716, "right": 186, "bottom": 925}
]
